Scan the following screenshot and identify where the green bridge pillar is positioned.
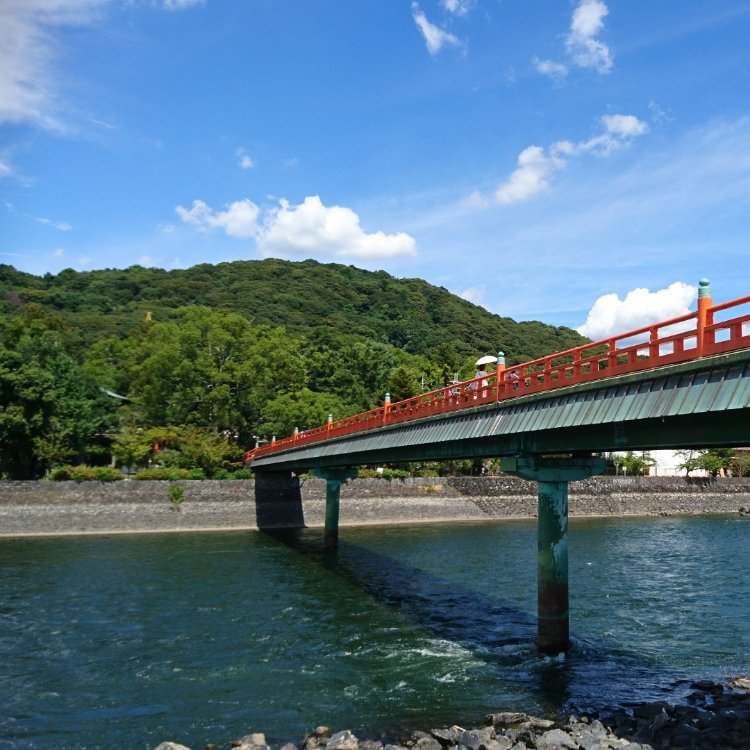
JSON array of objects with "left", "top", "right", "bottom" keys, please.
[
  {"left": 311, "top": 467, "right": 358, "bottom": 549},
  {"left": 501, "top": 454, "right": 606, "bottom": 653}
]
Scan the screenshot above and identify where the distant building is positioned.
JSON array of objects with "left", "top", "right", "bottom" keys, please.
[{"left": 649, "top": 450, "right": 708, "bottom": 477}]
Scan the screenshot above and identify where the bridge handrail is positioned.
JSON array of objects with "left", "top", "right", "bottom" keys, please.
[{"left": 250, "top": 292, "right": 750, "bottom": 460}]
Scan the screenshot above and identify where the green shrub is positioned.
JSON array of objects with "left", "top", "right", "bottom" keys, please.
[
  {"left": 228, "top": 468, "right": 254, "bottom": 479},
  {"left": 169, "top": 484, "right": 185, "bottom": 506},
  {"left": 94, "top": 467, "right": 124, "bottom": 482},
  {"left": 132, "top": 467, "right": 205, "bottom": 481},
  {"left": 381, "top": 468, "right": 410, "bottom": 480},
  {"left": 48, "top": 465, "right": 124, "bottom": 482},
  {"left": 48, "top": 466, "right": 73, "bottom": 481}
]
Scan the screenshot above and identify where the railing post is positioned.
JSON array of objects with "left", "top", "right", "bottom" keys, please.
[
  {"left": 696, "top": 277, "right": 712, "bottom": 356},
  {"left": 293, "top": 427, "right": 299, "bottom": 443},
  {"left": 607, "top": 340, "right": 617, "bottom": 370},
  {"left": 649, "top": 325, "right": 659, "bottom": 360},
  {"left": 495, "top": 351, "right": 506, "bottom": 399},
  {"left": 383, "top": 392, "right": 391, "bottom": 423},
  {"left": 327, "top": 413, "right": 333, "bottom": 432}
]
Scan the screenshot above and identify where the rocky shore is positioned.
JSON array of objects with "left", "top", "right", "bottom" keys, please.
[{"left": 154, "top": 678, "right": 750, "bottom": 750}]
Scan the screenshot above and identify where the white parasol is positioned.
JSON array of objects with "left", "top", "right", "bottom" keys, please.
[{"left": 475, "top": 355, "right": 498, "bottom": 367}]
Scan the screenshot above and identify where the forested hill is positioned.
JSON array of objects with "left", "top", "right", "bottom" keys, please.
[{"left": 0, "top": 258, "right": 584, "bottom": 361}]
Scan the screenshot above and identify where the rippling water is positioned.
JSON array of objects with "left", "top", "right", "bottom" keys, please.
[{"left": 1, "top": 515, "right": 749, "bottom": 750}]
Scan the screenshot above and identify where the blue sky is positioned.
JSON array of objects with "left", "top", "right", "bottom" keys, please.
[{"left": 2, "top": 1, "right": 750, "bottom": 338}]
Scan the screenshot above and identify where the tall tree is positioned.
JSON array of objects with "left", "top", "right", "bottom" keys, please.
[{"left": 0, "top": 319, "right": 111, "bottom": 478}]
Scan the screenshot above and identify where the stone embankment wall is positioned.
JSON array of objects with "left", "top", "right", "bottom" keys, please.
[{"left": 1, "top": 476, "right": 749, "bottom": 537}]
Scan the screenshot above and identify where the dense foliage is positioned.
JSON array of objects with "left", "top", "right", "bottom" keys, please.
[
  {"left": 0, "top": 259, "right": 584, "bottom": 360},
  {"left": 0, "top": 259, "right": 587, "bottom": 479}
]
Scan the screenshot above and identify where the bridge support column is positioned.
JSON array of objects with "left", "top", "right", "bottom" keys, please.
[
  {"left": 311, "top": 467, "right": 358, "bottom": 549},
  {"left": 501, "top": 454, "right": 606, "bottom": 654}
]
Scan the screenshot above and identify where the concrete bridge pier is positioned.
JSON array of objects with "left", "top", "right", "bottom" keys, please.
[
  {"left": 311, "top": 467, "right": 358, "bottom": 549},
  {"left": 501, "top": 454, "right": 606, "bottom": 654}
]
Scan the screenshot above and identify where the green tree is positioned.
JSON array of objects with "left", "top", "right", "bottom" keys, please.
[
  {"left": 116, "top": 307, "right": 305, "bottom": 441},
  {"left": 731, "top": 451, "right": 750, "bottom": 477},
  {"left": 388, "top": 365, "right": 421, "bottom": 402},
  {"left": 260, "top": 389, "right": 353, "bottom": 439},
  {"left": 112, "top": 425, "right": 242, "bottom": 476},
  {"left": 611, "top": 451, "right": 656, "bottom": 476},
  {"left": 0, "top": 319, "right": 111, "bottom": 478},
  {"left": 677, "top": 448, "right": 734, "bottom": 477}
]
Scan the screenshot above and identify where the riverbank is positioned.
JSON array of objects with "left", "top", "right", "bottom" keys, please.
[
  {"left": 1, "top": 476, "right": 750, "bottom": 536},
  {"left": 154, "top": 677, "right": 750, "bottom": 750}
]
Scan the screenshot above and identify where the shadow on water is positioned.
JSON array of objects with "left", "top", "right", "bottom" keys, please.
[{"left": 262, "top": 527, "right": 697, "bottom": 720}]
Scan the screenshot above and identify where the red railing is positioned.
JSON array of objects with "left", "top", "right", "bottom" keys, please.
[{"left": 250, "top": 292, "right": 750, "bottom": 461}]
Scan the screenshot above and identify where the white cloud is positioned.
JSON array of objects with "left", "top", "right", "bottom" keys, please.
[
  {"left": 35, "top": 215, "right": 72, "bottom": 231},
  {"left": 557, "top": 114, "right": 649, "bottom": 157},
  {"left": 176, "top": 198, "right": 260, "bottom": 238},
  {"left": 411, "top": 2, "right": 462, "bottom": 55},
  {"left": 496, "top": 145, "right": 565, "bottom": 204},
  {"left": 532, "top": 57, "right": 568, "bottom": 79},
  {"left": 0, "top": 157, "right": 12, "bottom": 178},
  {"left": 577, "top": 282, "right": 697, "bottom": 340},
  {"left": 601, "top": 114, "right": 648, "bottom": 138},
  {"left": 441, "top": 0, "right": 474, "bottom": 16},
  {"left": 0, "top": 0, "right": 105, "bottom": 129},
  {"left": 458, "top": 285, "right": 485, "bottom": 305},
  {"left": 236, "top": 147, "right": 254, "bottom": 169},
  {"left": 258, "top": 195, "right": 417, "bottom": 261},
  {"left": 495, "top": 114, "right": 647, "bottom": 203},
  {"left": 3, "top": 198, "right": 73, "bottom": 230},
  {"left": 52, "top": 248, "right": 65, "bottom": 257},
  {"left": 565, "top": 0, "right": 613, "bottom": 73},
  {"left": 163, "top": 0, "right": 205, "bottom": 10}
]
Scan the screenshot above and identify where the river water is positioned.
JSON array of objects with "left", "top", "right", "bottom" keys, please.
[{"left": 1, "top": 515, "right": 749, "bottom": 750}]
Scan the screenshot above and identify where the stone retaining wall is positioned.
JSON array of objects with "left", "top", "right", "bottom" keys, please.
[{"left": 0, "top": 476, "right": 749, "bottom": 536}]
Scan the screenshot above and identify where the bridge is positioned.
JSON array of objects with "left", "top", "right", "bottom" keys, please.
[{"left": 250, "top": 279, "right": 750, "bottom": 652}]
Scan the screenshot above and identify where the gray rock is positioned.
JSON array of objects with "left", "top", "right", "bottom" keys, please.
[
  {"left": 524, "top": 718, "right": 555, "bottom": 731},
  {"left": 482, "top": 739, "right": 513, "bottom": 750},
  {"left": 238, "top": 734, "right": 267, "bottom": 746},
  {"left": 328, "top": 730, "right": 360, "bottom": 750},
  {"left": 359, "top": 741, "right": 383, "bottom": 750},
  {"left": 485, "top": 714, "right": 529, "bottom": 729},
  {"left": 430, "top": 728, "right": 460, "bottom": 746},
  {"left": 280, "top": 743, "right": 299, "bottom": 750},
  {"left": 305, "top": 727, "right": 334, "bottom": 750},
  {"left": 456, "top": 727, "right": 495, "bottom": 750},
  {"left": 536, "top": 729, "right": 578, "bottom": 749},
  {"left": 413, "top": 737, "right": 443, "bottom": 750},
  {"left": 154, "top": 744, "right": 191, "bottom": 750}
]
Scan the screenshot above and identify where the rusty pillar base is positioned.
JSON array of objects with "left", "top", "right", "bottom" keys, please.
[{"left": 537, "top": 579, "right": 570, "bottom": 654}]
